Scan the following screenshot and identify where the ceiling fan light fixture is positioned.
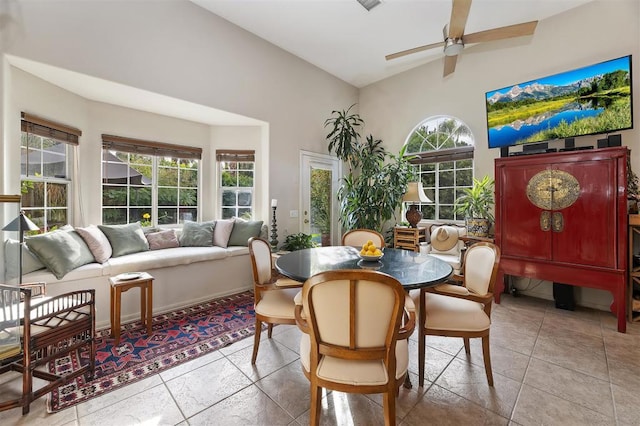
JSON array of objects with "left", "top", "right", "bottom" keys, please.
[
  {"left": 356, "top": 0, "right": 381, "bottom": 12},
  {"left": 443, "top": 38, "right": 464, "bottom": 56}
]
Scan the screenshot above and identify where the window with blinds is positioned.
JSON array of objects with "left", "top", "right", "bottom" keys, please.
[
  {"left": 217, "top": 150, "right": 255, "bottom": 219},
  {"left": 101, "top": 134, "right": 201, "bottom": 226},
  {"left": 20, "top": 112, "right": 81, "bottom": 232}
]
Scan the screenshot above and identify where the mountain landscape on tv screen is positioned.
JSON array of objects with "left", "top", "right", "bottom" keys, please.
[{"left": 486, "top": 56, "right": 632, "bottom": 148}]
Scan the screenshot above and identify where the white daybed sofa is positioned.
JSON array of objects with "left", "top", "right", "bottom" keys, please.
[{"left": 8, "top": 220, "right": 264, "bottom": 329}]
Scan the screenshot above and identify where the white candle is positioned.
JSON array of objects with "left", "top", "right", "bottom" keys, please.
[{"left": 271, "top": 199, "right": 278, "bottom": 208}]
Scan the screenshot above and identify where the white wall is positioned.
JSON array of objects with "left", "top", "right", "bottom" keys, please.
[
  {"left": 359, "top": 0, "right": 640, "bottom": 310},
  {"left": 1, "top": 0, "right": 357, "bottom": 229}
]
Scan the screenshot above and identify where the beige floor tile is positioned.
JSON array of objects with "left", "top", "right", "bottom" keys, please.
[
  {"left": 542, "top": 309, "right": 603, "bottom": 338},
  {"left": 188, "top": 384, "right": 295, "bottom": 425},
  {"left": 400, "top": 385, "right": 509, "bottom": 426},
  {"left": 159, "top": 348, "right": 224, "bottom": 382},
  {"left": 532, "top": 324, "right": 608, "bottom": 380},
  {"left": 512, "top": 384, "right": 615, "bottom": 426},
  {"left": 523, "top": 358, "right": 614, "bottom": 418},
  {"left": 366, "top": 371, "right": 429, "bottom": 419},
  {"left": 435, "top": 358, "right": 521, "bottom": 419},
  {"left": 272, "top": 325, "right": 303, "bottom": 354},
  {"left": 489, "top": 323, "right": 539, "bottom": 357},
  {"left": 76, "top": 375, "right": 163, "bottom": 418},
  {"left": 611, "top": 383, "right": 640, "bottom": 425},
  {"left": 164, "top": 357, "right": 252, "bottom": 418},
  {"left": 77, "top": 383, "right": 184, "bottom": 426},
  {"left": 255, "top": 360, "right": 313, "bottom": 419},
  {"left": 225, "top": 338, "right": 300, "bottom": 382},
  {"left": 461, "top": 339, "right": 530, "bottom": 383},
  {"left": 407, "top": 338, "right": 455, "bottom": 385},
  {"left": 295, "top": 391, "right": 396, "bottom": 426}
]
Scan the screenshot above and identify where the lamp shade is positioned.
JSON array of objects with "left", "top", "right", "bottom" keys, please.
[
  {"left": 402, "top": 182, "right": 431, "bottom": 203},
  {"left": 2, "top": 211, "right": 39, "bottom": 234}
]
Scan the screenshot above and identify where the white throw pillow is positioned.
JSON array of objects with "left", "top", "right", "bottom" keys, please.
[
  {"left": 213, "top": 219, "right": 234, "bottom": 248},
  {"left": 76, "top": 224, "right": 113, "bottom": 263}
]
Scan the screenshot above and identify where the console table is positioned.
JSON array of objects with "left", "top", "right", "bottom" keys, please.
[{"left": 494, "top": 147, "right": 628, "bottom": 332}]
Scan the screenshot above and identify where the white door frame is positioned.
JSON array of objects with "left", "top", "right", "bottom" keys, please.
[{"left": 299, "top": 150, "right": 342, "bottom": 246}]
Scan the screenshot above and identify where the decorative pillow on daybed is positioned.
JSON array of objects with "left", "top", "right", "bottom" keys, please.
[
  {"left": 76, "top": 224, "right": 113, "bottom": 263},
  {"left": 147, "top": 229, "right": 180, "bottom": 250},
  {"left": 98, "top": 222, "right": 149, "bottom": 257},
  {"left": 213, "top": 219, "right": 234, "bottom": 248},
  {"left": 25, "top": 229, "right": 95, "bottom": 280},
  {"left": 4, "top": 239, "right": 46, "bottom": 280},
  {"left": 227, "top": 219, "right": 264, "bottom": 247},
  {"left": 179, "top": 221, "right": 215, "bottom": 247}
]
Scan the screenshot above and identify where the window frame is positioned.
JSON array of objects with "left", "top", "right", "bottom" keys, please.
[
  {"left": 101, "top": 135, "right": 202, "bottom": 226},
  {"left": 20, "top": 113, "right": 81, "bottom": 232},
  {"left": 217, "top": 150, "right": 256, "bottom": 220},
  {"left": 403, "top": 115, "right": 475, "bottom": 223}
]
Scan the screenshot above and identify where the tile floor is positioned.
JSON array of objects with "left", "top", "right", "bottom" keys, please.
[{"left": 1, "top": 295, "right": 639, "bottom": 425}]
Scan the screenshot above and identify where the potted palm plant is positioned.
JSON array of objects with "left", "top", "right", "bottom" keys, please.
[{"left": 454, "top": 175, "right": 495, "bottom": 237}]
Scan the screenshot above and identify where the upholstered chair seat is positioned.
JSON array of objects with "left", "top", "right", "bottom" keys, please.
[
  {"left": 254, "top": 287, "right": 299, "bottom": 319},
  {"left": 424, "top": 293, "right": 489, "bottom": 332}
]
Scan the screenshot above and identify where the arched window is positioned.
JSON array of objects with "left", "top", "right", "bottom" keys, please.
[{"left": 404, "top": 115, "right": 474, "bottom": 222}]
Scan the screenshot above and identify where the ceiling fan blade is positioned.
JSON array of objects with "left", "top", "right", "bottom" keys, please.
[
  {"left": 385, "top": 41, "right": 446, "bottom": 61},
  {"left": 463, "top": 20, "right": 538, "bottom": 44},
  {"left": 443, "top": 55, "right": 458, "bottom": 77},
  {"left": 448, "top": 0, "right": 472, "bottom": 38}
]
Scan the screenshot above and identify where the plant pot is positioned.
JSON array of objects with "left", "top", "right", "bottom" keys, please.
[{"left": 466, "top": 218, "right": 491, "bottom": 238}]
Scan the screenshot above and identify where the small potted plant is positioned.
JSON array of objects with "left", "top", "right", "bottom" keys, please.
[
  {"left": 281, "top": 232, "right": 318, "bottom": 251},
  {"left": 454, "top": 175, "right": 495, "bottom": 237}
]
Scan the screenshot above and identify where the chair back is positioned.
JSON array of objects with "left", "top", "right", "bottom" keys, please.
[
  {"left": 300, "top": 270, "right": 405, "bottom": 363},
  {"left": 341, "top": 229, "right": 385, "bottom": 249},
  {"left": 248, "top": 237, "right": 273, "bottom": 285},
  {"left": 463, "top": 242, "right": 500, "bottom": 296}
]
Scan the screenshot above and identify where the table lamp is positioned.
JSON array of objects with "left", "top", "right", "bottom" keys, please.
[
  {"left": 3, "top": 211, "right": 39, "bottom": 284},
  {"left": 402, "top": 182, "right": 431, "bottom": 228}
]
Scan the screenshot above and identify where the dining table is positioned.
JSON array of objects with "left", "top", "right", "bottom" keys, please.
[{"left": 274, "top": 245, "right": 453, "bottom": 290}]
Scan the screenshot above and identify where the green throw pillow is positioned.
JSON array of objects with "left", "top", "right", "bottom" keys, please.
[
  {"left": 25, "top": 230, "right": 95, "bottom": 280},
  {"left": 4, "top": 239, "right": 46, "bottom": 280},
  {"left": 179, "top": 221, "right": 215, "bottom": 247},
  {"left": 227, "top": 220, "right": 264, "bottom": 247},
  {"left": 98, "top": 222, "right": 149, "bottom": 257}
]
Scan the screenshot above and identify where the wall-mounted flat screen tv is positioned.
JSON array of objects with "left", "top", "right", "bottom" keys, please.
[{"left": 485, "top": 55, "right": 633, "bottom": 149}]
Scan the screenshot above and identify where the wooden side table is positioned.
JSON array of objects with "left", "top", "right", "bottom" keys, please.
[
  {"left": 109, "top": 272, "right": 154, "bottom": 345},
  {"left": 394, "top": 227, "right": 428, "bottom": 252}
]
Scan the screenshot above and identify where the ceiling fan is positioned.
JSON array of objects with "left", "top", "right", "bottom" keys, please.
[{"left": 385, "top": 0, "right": 538, "bottom": 77}]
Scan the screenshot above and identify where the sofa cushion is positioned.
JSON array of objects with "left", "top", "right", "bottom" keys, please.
[
  {"left": 213, "top": 219, "right": 234, "bottom": 248},
  {"left": 179, "top": 221, "right": 214, "bottom": 247},
  {"left": 99, "top": 222, "right": 149, "bottom": 257},
  {"left": 4, "top": 239, "right": 46, "bottom": 281},
  {"left": 23, "top": 261, "right": 104, "bottom": 283},
  {"left": 104, "top": 246, "right": 229, "bottom": 275},
  {"left": 228, "top": 219, "right": 264, "bottom": 247},
  {"left": 25, "top": 230, "right": 95, "bottom": 280},
  {"left": 147, "top": 229, "right": 180, "bottom": 250},
  {"left": 76, "top": 224, "right": 113, "bottom": 263}
]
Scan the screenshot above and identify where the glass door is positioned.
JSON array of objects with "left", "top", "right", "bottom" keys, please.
[{"left": 300, "top": 151, "right": 341, "bottom": 246}]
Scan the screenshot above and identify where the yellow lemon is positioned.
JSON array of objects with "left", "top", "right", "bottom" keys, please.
[
  {"left": 374, "top": 249, "right": 382, "bottom": 256},
  {"left": 366, "top": 240, "right": 374, "bottom": 246},
  {"left": 360, "top": 249, "right": 367, "bottom": 255}
]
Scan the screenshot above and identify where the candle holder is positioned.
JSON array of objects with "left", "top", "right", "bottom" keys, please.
[{"left": 270, "top": 206, "right": 278, "bottom": 250}]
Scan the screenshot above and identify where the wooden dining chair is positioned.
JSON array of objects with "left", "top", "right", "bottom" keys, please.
[
  {"left": 0, "top": 283, "right": 96, "bottom": 415},
  {"left": 413, "top": 242, "right": 500, "bottom": 387},
  {"left": 341, "top": 228, "right": 385, "bottom": 249},
  {"left": 294, "top": 269, "right": 415, "bottom": 426},
  {"left": 248, "top": 237, "right": 301, "bottom": 364}
]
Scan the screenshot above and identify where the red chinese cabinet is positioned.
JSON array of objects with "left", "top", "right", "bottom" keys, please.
[{"left": 494, "top": 147, "right": 628, "bottom": 332}]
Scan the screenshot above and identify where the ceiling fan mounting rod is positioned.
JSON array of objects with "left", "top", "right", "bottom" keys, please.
[{"left": 443, "top": 38, "right": 464, "bottom": 56}]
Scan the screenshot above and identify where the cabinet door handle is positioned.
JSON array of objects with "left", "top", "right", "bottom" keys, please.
[
  {"left": 540, "top": 211, "right": 551, "bottom": 231},
  {"left": 552, "top": 212, "right": 564, "bottom": 232}
]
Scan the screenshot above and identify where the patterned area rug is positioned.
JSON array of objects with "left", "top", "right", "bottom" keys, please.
[{"left": 47, "top": 291, "right": 256, "bottom": 413}]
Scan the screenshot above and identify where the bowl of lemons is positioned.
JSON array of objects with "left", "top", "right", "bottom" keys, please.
[{"left": 359, "top": 240, "right": 384, "bottom": 261}]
